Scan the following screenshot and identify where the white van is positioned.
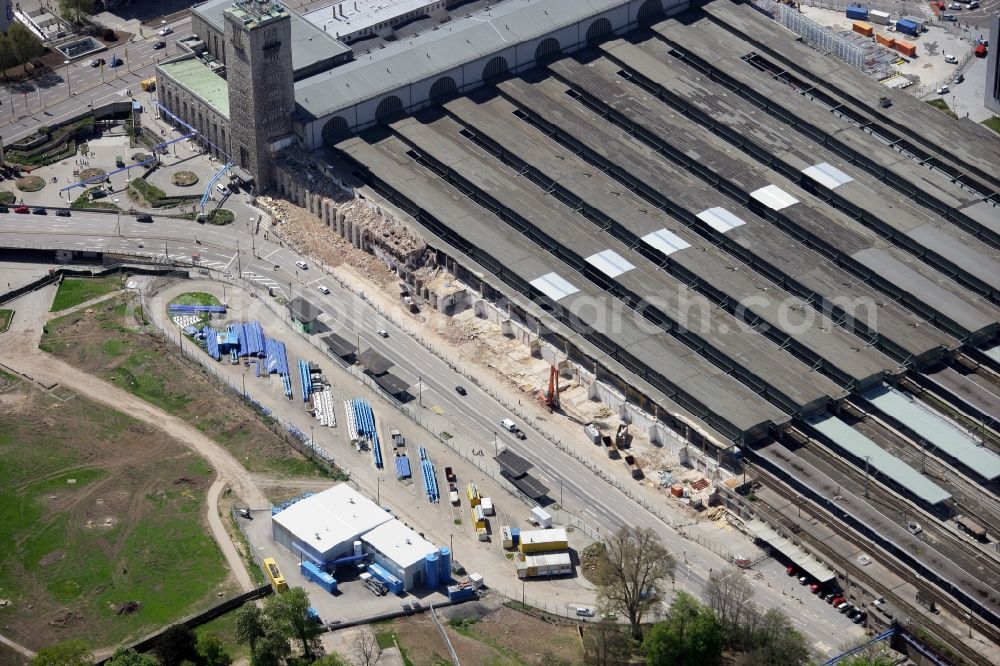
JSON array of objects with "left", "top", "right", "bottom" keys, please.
[
  {"left": 500, "top": 418, "right": 518, "bottom": 432},
  {"left": 215, "top": 182, "right": 228, "bottom": 196},
  {"left": 575, "top": 607, "right": 595, "bottom": 617},
  {"left": 295, "top": 260, "right": 308, "bottom": 270}
]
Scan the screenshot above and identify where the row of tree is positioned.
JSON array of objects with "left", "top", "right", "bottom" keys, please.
[{"left": 0, "top": 23, "right": 46, "bottom": 72}]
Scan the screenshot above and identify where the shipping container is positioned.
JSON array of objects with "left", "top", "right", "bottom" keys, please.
[
  {"left": 895, "top": 40, "right": 917, "bottom": 57},
  {"left": 853, "top": 21, "right": 874, "bottom": 36},
  {"left": 875, "top": 33, "right": 896, "bottom": 48},
  {"left": 467, "top": 482, "right": 481, "bottom": 506},
  {"left": 481, "top": 497, "right": 494, "bottom": 516},
  {"left": 530, "top": 506, "right": 552, "bottom": 528},
  {"left": 895, "top": 18, "right": 919, "bottom": 35},
  {"left": 869, "top": 9, "right": 890, "bottom": 24},
  {"left": 447, "top": 582, "right": 477, "bottom": 601},
  {"left": 846, "top": 5, "right": 868, "bottom": 20},
  {"left": 300, "top": 561, "right": 337, "bottom": 593},
  {"left": 518, "top": 528, "right": 569, "bottom": 553},
  {"left": 501, "top": 525, "right": 513, "bottom": 549},
  {"left": 473, "top": 504, "right": 486, "bottom": 528}
]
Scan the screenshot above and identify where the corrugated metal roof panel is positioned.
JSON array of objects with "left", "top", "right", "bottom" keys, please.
[
  {"left": 750, "top": 184, "right": 799, "bottom": 210},
  {"left": 809, "top": 414, "right": 952, "bottom": 505},
  {"left": 696, "top": 207, "right": 747, "bottom": 233},
  {"left": 530, "top": 272, "right": 579, "bottom": 302},
  {"left": 802, "top": 162, "right": 855, "bottom": 190},
  {"left": 586, "top": 249, "right": 635, "bottom": 277},
  {"left": 745, "top": 519, "right": 836, "bottom": 583},
  {"left": 642, "top": 228, "right": 691, "bottom": 256}
]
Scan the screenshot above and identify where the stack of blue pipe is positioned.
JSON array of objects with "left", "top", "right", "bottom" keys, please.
[
  {"left": 169, "top": 304, "right": 226, "bottom": 315},
  {"left": 298, "top": 360, "right": 312, "bottom": 402},
  {"left": 419, "top": 447, "right": 439, "bottom": 503},
  {"left": 245, "top": 321, "right": 266, "bottom": 357},
  {"left": 352, "top": 398, "right": 382, "bottom": 469},
  {"left": 202, "top": 326, "right": 221, "bottom": 360}
]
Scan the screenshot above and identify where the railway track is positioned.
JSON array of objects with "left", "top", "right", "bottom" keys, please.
[
  {"left": 789, "top": 434, "right": 1000, "bottom": 614},
  {"left": 746, "top": 461, "right": 1000, "bottom": 666}
]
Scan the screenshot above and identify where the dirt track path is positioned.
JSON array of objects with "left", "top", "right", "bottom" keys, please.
[
  {"left": 0, "top": 632, "right": 36, "bottom": 659},
  {"left": 0, "top": 286, "right": 265, "bottom": 593}
]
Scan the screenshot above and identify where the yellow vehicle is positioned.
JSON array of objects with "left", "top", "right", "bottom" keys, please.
[
  {"left": 263, "top": 557, "right": 287, "bottom": 592},
  {"left": 140, "top": 77, "right": 157, "bottom": 92}
]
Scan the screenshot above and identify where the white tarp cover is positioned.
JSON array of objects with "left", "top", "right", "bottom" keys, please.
[
  {"left": 586, "top": 249, "right": 636, "bottom": 278},
  {"left": 530, "top": 272, "right": 579, "bottom": 302},
  {"left": 696, "top": 207, "right": 747, "bottom": 233},
  {"left": 802, "top": 162, "right": 855, "bottom": 190},
  {"left": 750, "top": 184, "right": 799, "bottom": 210},
  {"left": 642, "top": 228, "right": 692, "bottom": 256}
]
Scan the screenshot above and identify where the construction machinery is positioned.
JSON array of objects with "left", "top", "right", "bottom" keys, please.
[{"left": 539, "top": 364, "right": 560, "bottom": 411}]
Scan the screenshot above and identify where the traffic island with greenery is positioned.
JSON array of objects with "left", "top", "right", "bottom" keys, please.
[
  {"left": 71, "top": 187, "right": 119, "bottom": 210},
  {"left": 15, "top": 175, "right": 45, "bottom": 192},
  {"left": 984, "top": 116, "right": 1000, "bottom": 135},
  {"left": 172, "top": 170, "right": 200, "bottom": 187},
  {"left": 207, "top": 208, "right": 235, "bottom": 225},
  {"left": 0, "top": 308, "right": 13, "bottom": 332},
  {"left": 128, "top": 177, "right": 167, "bottom": 207},
  {"left": 925, "top": 98, "right": 958, "bottom": 119},
  {"left": 0, "top": 23, "right": 45, "bottom": 71},
  {"left": 0, "top": 191, "right": 15, "bottom": 205}
]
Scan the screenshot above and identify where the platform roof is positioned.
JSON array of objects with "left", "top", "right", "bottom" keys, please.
[
  {"left": 272, "top": 484, "right": 392, "bottom": 555},
  {"left": 745, "top": 518, "right": 836, "bottom": 583},
  {"left": 496, "top": 449, "right": 533, "bottom": 479},
  {"left": 864, "top": 385, "right": 1000, "bottom": 482},
  {"left": 358, "top": 348, "right": 394, "bottom": 375},
  {"left": 361, "top": 518, "right": 438, "bottom": 569},
  {"left": 809, "top": 415, "right": 952, "bottom": 505},
  {"left": 502, "top": 470, "right": 549, "bottom": 499},
  {"left": 321, "top": 332, "right": 357, "bottom": 357},
  {"left": 372, "top": 372, "right": 410, "bottom": 395},
  {"left": 289, "top": 297, "right": 322, "bottom": 323}
]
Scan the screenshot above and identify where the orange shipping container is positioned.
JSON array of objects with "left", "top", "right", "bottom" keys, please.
[
  {"left": 895, "top": 40, "right": 917, "bottom": 57},
  {"left": 875, "top": 33, "right": 895, "bottom": 48},
  {"left": 670, "top": 484, "right": 684, "bottom": 497},
  {"left": 852, "top": 21, "right": 874, "bottom": 37}
]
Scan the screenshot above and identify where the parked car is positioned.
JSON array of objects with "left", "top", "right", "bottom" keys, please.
[
  {"left": 786, "top": 565, "right": 796, "bottom": 576},
  {"left": 575, "top": 607, "right": 595, "bottom": 617},
  {"left": 31, "top": 207, "right": 46, "bottom": 215},
  {"left": 295, "top": 260, "right": 308, "bottom": 270},
  {"left": 153, "top": 40, "right": 166, "bottom": 49},
  {"left": 15, "top": 206, "right": 29, "bottom": 214},
  {"left": 0, "top": 205, "right": 8, "bottom": 213},
  {"left": 953, "top": 73, "right": 964, "bottom": 83},
  {"left": 969, "top": 1, "right": 979, "bottom": 8},
  {"left": 55, "top": 209, "right": 71, "bottom": 217},
  {"left": 944, "top": 54, "right": 958, "bottom": 63},
  {"left": 838, "top": 602, "right": 853, "bottom": 613},
  {"left": 852, "top": 612, "right": 867, "bottom": 624},
  {"left": 136, "top": 213, "right": 153, "bottom": 223},
  {"left": 455, "top": 385, "right": 467, "bottom": 396},
  {"left": 316, "top": 285, "right": 331, "bottom": 294},
  {"left": 810, "top": 583, "right": 821, "bottom": 594},
  {"left": 936, "top": 85, "right": 949, "bottom": 94},
  {"left": 798, "top": 575, "right": 809, "bottom": 585},
  {"left": 158, "top": 26, "right": 173, "bottom": 36}
]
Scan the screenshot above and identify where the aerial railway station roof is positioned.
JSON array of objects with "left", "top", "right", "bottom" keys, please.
[{"left": 331, "top": 0, "right": 999, "bottom": 445}]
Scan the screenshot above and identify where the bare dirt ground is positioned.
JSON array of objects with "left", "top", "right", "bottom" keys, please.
[{"left": 381, "top": 598, "right": 584, "bottom": 666}]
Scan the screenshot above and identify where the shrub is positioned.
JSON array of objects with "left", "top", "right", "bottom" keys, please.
[
  {"left": 206, "top": 208, "right": 235, "bottom": 225},
  {"left": 128, "top": 178, "right": 166, "bottom": 206}
]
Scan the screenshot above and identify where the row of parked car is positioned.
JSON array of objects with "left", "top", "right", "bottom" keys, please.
[
  {"left": 787, "top": 565, "right": 867, "bottom": 625},
  {"left": 0, "top": 205, "right": 70, "bottom": 216}
]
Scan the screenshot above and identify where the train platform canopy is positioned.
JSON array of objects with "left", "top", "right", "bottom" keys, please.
[
  {"left": 496, "top": 449, "right": 533, "bottom": 479},
  {"left": 744, "top": 518, "right": 836, "bottom": 583},
  {"left": 321, "top": 332, "right": 357, "bottom": 358},
  {"left": 809, "top": 415, "right": 952, "bottom": 506},
  {"left": 501, "top": 470, "right": 549, "bottom": 500},
  {"left": 863, "top": 385, "right": 1000, "bottom": 482},
  {"left": 372, "top": 372, "right": 410, "bottom": 396}
]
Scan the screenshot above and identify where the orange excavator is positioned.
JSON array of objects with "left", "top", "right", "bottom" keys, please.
[{"left": 539, "top": 365, "right": 560, "bottom": 411}]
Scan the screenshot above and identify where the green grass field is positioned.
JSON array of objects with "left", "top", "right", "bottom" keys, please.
[
  {"left": 0, "top": 308, "right": 12, "bottom": 332},
  {"left": 170, "top": 292, "right": 222, "bottom": 307},
  {"left": 983, "top": 116, "right": 1000, "bottom": 135},
  {"left": 925, "top": 98, "right": 958, "bottom": 119},
  {"left": 0, "top": 382, "right": 231, "bottom": 649},
  {"left": 50, "top": 276, "right": 123, "bottom": 312}
]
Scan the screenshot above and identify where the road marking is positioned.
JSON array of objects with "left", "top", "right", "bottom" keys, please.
[{"left": 263, "top": 248, "right": 281, "bottom": 260}]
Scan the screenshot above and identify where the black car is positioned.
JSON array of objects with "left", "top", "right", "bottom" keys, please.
[
  {"left": 153, "top": 40, "right": 166, "bottom": 49},
  {"left": 0, "top": 205, "right": 8, "bottom": 213},
  {"left": 31, "top": 207, "right": 47, "bottom": 215},
  {"left": 136, "top": 213, "right": 153, "bottom": 223},
  {"left": 55, "top": 209, "right": 71, "bottom": 217},
  {"left": 455, "top": 385, "right": 467, "bottom": 396}
]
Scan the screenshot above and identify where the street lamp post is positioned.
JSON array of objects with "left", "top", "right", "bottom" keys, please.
[
  {"left": 114, "top": 199, "right": 121, "bottom": 236},
  {"left": 64, "top": 60, "right": 72, "bottom": 97}
]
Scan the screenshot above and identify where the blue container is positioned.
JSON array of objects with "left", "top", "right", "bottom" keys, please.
[
  {"left": 448, "top": 584, "right": 475, "bottom": 601},
  {"left": 896, "top": 18, "right": 918, "bottom": 35},
  {"left": 369, "top": 562, "right": 403, "bottom": 594},
  {"left": 438, "top": 547, "right": 452, "bottom": 584},
  {"left": 511, "top": 527, "right": 520, "bottom": 546},
  {"left": 300, "top": 561, "right": 338, "bottom": 593},
  {"left": 845, "top": 5, "right": 868, "bottom": 19},
  {"left": 425, "top": 552, "right": 440, "bottom": 589}
]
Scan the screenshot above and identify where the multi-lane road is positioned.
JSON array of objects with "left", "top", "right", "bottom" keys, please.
[{"left": 0, "top": 206, "right": 863, "bottom": 651}]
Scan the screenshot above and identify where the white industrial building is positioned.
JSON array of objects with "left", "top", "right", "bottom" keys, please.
[
  {"left": 271, "top": 484, "right": 392, "bottom": 563},
  {"left": 362, "top": 518, "right": 440, "bottom": 589}
]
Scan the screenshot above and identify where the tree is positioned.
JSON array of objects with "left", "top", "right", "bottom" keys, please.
[
  {"left": 155, "top": 625, "right": 198, "bottom": 666},
  {"left": 312, "top": 654, "right": 351, "bottom": 666},
  {"left": 234, "top": 603, "right": 267, "bottom": 658},
  {"left": 594, "top": 526, "right": 676, "bottom": 640},
  {"left": 642, "top": 593, "right": 724, "bottom": 666},
  {"left": 840, "top": 657, "right": 895, "bottom": 666},
  {"left": 744, "top": 608, "right": 810, "bottom": 666},
  {"left": 265, "top": 587, "right": 323, "bottom": 661},
  {"left": 352, "top": 625, "right": 381, "bottom": 666},
  {"left": 58, "top": 0, "right": 96, "bottom": 24},
  {"left": 196, "top": 635, "right": 232, "bottom": 666},
  {"left": 583, "top": 618, "right": 635, "bottom": 666},
  {"left": 31, "top": 641, "right": 93, "bottom": 666},
  {"left": 2, "top": 23, "right": 45, "bottom": 68},
  {"left": 705, "top": 567, "right": 755, "bottom": 645},
  {"left": 105, "top": 648, "right": 158, "bottom": 666},
  {"left": 253, "top": 626, "right": 291, "bottom": 666}
]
